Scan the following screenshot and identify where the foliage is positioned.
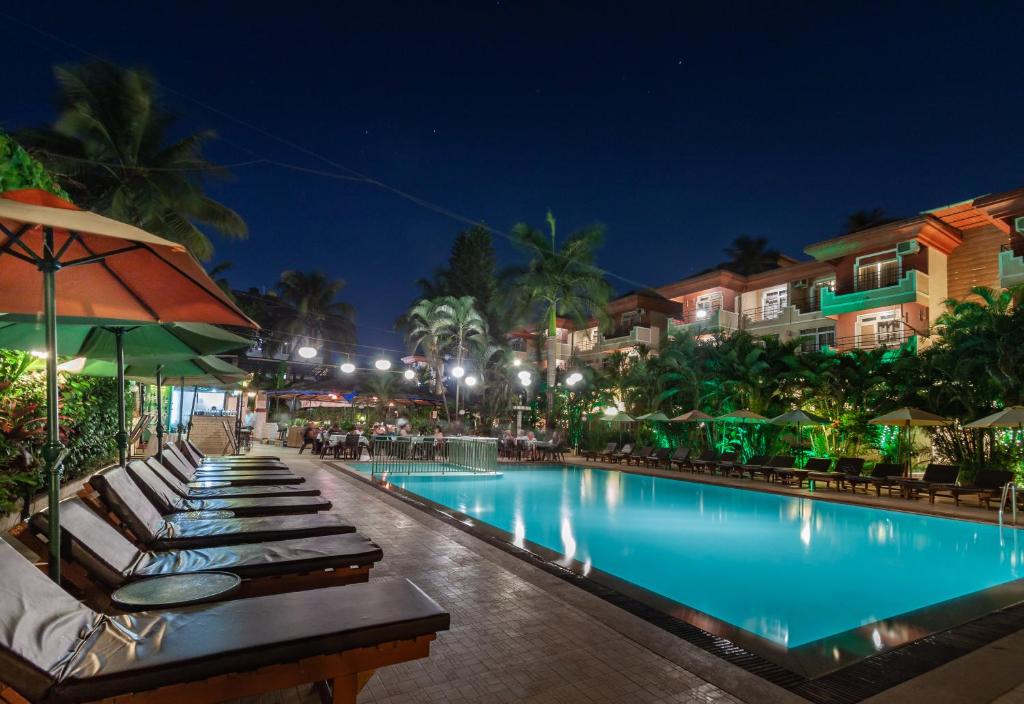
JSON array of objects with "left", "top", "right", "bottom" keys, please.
[
  {"left": 0, "top": 132, "right": 70, "bottom": 198},
  {"left": 18, "top": 62, "right": 247, "bottom": 260},
  {"left": 276, "top": 270, "right": 357, "bottom": 360},
  {"left": 843, "top": 208, "right": 900, "bottom": 234},
  {"left": 719, "top": 236, "right": 781, "bottom": 275}
]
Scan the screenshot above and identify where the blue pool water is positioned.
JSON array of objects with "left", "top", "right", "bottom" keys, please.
[{"left": 353, "top": 463, "right": 1023, "bottom": 648}]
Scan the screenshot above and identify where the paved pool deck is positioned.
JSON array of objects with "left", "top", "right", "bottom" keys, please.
[{"left": 232, "top": 444, "right": 1024, "bottom": 703}]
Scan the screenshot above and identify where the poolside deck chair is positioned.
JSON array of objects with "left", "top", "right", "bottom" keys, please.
[
  {"left": 730, "top": 454, "right": 768, "bottom": 479},
  {"left": 843, "top": 458, "right": 892, "bottom": 493},
  {"left": 890, "top": 463, "right": 960, "bottom": 499},
  {"left": 87, "top": 467, "right": 356, "bottom": 550},
  {"left": 803, "top": 458, "right": 841, "bottom": 489},
  {"left": 856, "top": 463, "right": 907, "bottom": 496},
  {"left": 127, "top": 413, "right": 150, "bottom": 459},
  {"left": 690, "top": 450, "right": 718, "bottom": 473},
  {"left": 608, "top": 443, "right": 633, "bottom": 463},
  {"left": 626, "top": 445, "right": 653, "bottom": 466},
  {"left": 0, "top": 538, "right": 448, "bottom": 704},
  {"left": 180, "top": 437, "right": 283, "bottom": 464},
  {"left": 929, "top": 469, "right": 1015, "bottom": 508},
  {"left": 127, "top": 460, "right": 331, "bottom": 518},
  {"left": 169, "top": 443, "right": 292, "bottom": 474},
  {"left": 668, "top": 447, "right": 691, "bottom": 470},
  {"left": 763, "top": 456, "right": 799, "bottom": 484},
  {"left": 711, "top": 451, "right": 739, "bottom": 476},
  {"left": 644, "top": 447, "right": 670, "bottom": 468},
  {"left": 147, "top": 457, "right": 320, "bottom": 499},
  {"left": 582, "top": 442, "right": 615, "bottom": 461},
  {"left": 162, "top": 447, "right": 306, "bottom": 487},
  {"left": 18, "top": 498, "right": 382, "bottom": 606}
]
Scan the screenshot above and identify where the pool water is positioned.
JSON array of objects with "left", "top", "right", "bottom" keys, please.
[{"left": 352, "top": 463, "right": 1023, "bottom": 649}]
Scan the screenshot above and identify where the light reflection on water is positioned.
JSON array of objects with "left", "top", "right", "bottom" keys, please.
[{"left": 354, "top": 463, "right": 1024, "bottom": 647}]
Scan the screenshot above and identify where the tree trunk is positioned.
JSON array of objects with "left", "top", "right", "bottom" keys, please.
[{"left": 546, "top": 332, "right": 557, "bottom": 427}]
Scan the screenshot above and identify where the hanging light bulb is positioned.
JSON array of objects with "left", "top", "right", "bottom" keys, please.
[
  {"left": 512, "top": 358, "right": 522, "bottom": 367},
  {"left": 603, "top": 406, "right": 619, "bottom": 417},
  {"left": 519, "top": 372, "right": 532, "bottom": 387},
  {"left": 297, "top": 346, "right": 318, "bottom": 359},
  {"left": 517, "top": 369, "right": 531, "bottom": 381},
  {"left": 374, "top": 358, "right": 392, "bottom": 371},
  {"left": 451, "top": 365, "right": 465, "bottom": 378},
  {"left": 465, "top": 375, "right": 477, "bottom": 387},
  {"left": 403, "top": 369, "right": 415, "bottom": 380},
  {"left": 566, "top": 372, "right": 583, "bottom": 386},
  {"left": 340, "top": 362, "right": 356, "bottom": 374}
]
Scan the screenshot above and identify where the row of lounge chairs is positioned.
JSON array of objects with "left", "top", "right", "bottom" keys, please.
[
  {"left": 1, "top": 438, "right": 450, "bottom": 703},
  {"left": 578, "top": 443, "right": 1017, "bottom": 509}
]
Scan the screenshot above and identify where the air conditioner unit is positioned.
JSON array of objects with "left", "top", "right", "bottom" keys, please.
[
  {"left": 896, "top": 240, "right": 920, "bottom": 256},
  {"left": 1015, "top": 216, "right": 1024, "bottom": 234},
  {"left": 792, "top": 279, "right": 810, "bottom": 288}
]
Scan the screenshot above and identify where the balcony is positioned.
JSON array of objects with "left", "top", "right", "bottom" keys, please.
[
  {"left": 667, "top": 307, "right": 740, "bottom": 337},
  {"left": 1000, "top": 244, "right": 1024, "bottom": 288},
  {"left": 576, "top": 326, "right": 659, "bottom": 358},
  {"left": 820, "top": 270, "right": 929, "bottom": 316},
  {"left": 741, "top": 303, "right": 830, "bottom": 330},
  {"left": 821, "top": 330, "right": 918, "bottom": 360}
]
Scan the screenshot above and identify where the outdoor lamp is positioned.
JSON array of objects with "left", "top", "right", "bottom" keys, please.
[
  {"left": 246, "top": 391, "right": 256, "bottom": 398},
  {"left": 374, "top": 358, "right": 392, "bottom": 371},
  {"left": 451, "top": 365, "right": 465, "bottom": 378},
  {"left": 519, "top": 373, "right": 532, "bottom": 386},
  {"left": 465, "top": 375, "right": 477, "bottom": 387},
  {"left": 603, "top": 406, "right": 618, "bottom": 417},
  {"left": 512, "top": 358, "right": 522, "bottom": 367},
  {"left": 517, "top": 369, "right": 531, "bottom": 381},
  {"left": 695, "top": 309, "right": 708, "bottom": 320},
  {"left": 297, "top": 346, "right": 318, "bottom": 359},
  {"left": 403, "top": 368, "right": 415, "bottom": 380},
  {"left": 566, "top": 371, "right": 583, "bottom": 386},
  {"left": 340, "top": 362, "right": 356, "bottom": 374}
]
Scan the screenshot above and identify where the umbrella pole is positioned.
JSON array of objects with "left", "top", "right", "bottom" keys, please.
[
  {"left": 40, "top": 233, "right": 64, "bottom": 583},
  {"left": 155, "top": 366, "right": 164, "bottom": 461},
  {"left": 187, "top": 385, "right": 198, "bottom": 439},
  {"left": 114, "top": 328, "right": 128, "bottom": 467},
  {"left": 178, "top": 376, "right": 185, "bottom": 440}
]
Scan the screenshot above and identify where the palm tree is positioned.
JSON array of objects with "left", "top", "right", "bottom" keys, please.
[
  {"left": 513, "top": 212, "right": 612, "bottom": 423},
  {"left": 276, "top": 270, "right": 356, "bottom": 360},
  {"left": 17, "top": 62, "right": 247, "bottom": 260},
  {"left": 433, "top": 296, "right": 487, "bottom": 418},
  {"left": 364, "top": 373, "right": 399, "bottom": 424},
  {"left": 843, "top": 208, "right": 899, "bottom": 234},
  {"left": 405, "top": 299, "right": 451, "bottom": 420},
  {"left": 721, "top": 236, "right": 780, "bottom": 275}
]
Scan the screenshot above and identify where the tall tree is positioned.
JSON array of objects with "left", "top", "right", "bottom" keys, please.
[
  {"left": 276, "top": 271, "right": 356, "bottom": 360},
  {"left": 446, "top": 227, "right": 502, "bottom": 334},
  {"left": 405, "top": 298, "right": 452, "bottom": 419},
  {"left": 433, "top": 296, "right": 487, "bottom": 418},
  {"left": 843, "top": 208, "right": 899, "bottom": 234},
  {"left": 18, "top": 62, "right": 247, "bottom": 260},
  {"left": 720, "top": 236, "right": 780, "bottom": 275},
  {"left": 513, "top": 212, "right": 612, "bottom": 423}
]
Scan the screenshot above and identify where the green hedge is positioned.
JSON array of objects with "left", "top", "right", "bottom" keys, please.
[{"left": 0, "top": 132, "right": 69, "bottom": 198}]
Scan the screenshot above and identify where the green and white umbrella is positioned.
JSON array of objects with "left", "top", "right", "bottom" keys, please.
[{"left": 770, "top": 409, "right": 830, "bottom": 452}]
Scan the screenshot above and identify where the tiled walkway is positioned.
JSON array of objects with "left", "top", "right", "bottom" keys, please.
[{"left": 231, "top": 449, "right": 787, "bottom": 704}]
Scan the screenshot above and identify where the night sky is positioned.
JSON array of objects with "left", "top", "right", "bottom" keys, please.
[{"left": 5, "top": 2, "right": 1023, "bottom": 360}]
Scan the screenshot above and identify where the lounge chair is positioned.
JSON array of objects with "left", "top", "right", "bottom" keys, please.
[
  {"left": 644, "top": 448, "right": 670, "bottom": 468},
  {"left": 20, "top": 498, "right": 382, "bottom": 602},
  {"left": 929, "top": 469, "right": 1015, "bottom": 508},
  {"left": 626, "top": 445, "right": 653, "bottom": 466},
  {"left": 146, "top": 457, "right": 320, "bottom": 499},
  {"left": 169, "top": 443, "right": 290, "bottom": 473},
  {"left": 764, "top": 456, "right": 798, "bottom": 484},
  {"left": 581, "top": 443, "right": 615, "bottom": 461},
  {"left": 842, "top": 460, "right": 889, "bottom": 494},
  {"left": 668, "top": 447, "right": 691, "bottom": 470},
  {"left": 711, "top": 451, "right": 739, "bottom": 476},
  {"left": 179, "top": 437, "right": 283, "bottom": 464},
  {"left": 856, "top": 463, "right": 906, "bottom": 496},
  {"left": 730, "top": 454, "right": 768, "bottom": 479},
  {"left": 891, "top": 463, "right": 960, "bottom": 499},
  {"left": 608, "top": 443, "right": 634, "bottom": 463},
  {"left": 87, "top": 466, "right": 356, "bottom": 550},
  {"left": 690, "top": 450, "right": 718, "bottom": 473},
  {"left": 803, "top": 458, "right": 842, "bottom": 489},
  {"left": 161, "top": 448, "right": 306, "bottom": 487},
  {"left": 127, "top": 460, "right": 331, "bottom": 517},
  {"left": 0, "top": 537, "right": 448, "bottom": 704}
]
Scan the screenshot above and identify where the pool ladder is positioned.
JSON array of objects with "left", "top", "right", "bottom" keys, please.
[{"left": 999, "top": 482, "right": 1018, "bottom": 527}]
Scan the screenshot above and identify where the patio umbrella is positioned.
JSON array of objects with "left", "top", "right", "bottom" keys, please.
[
  {"left": 0, "top": 320, "right": 251, "bottom": 464},
  {"left": 770, "top": 409, "right": 830, "bottom": 453},
  {"left": 713, "top": 410, "right": 769, "bottom": 455},
  {"left": 869, "top": 408, "right": 951, "bottom": 476},
  {"left": 964, "top": 406, "right": 1024, "bottom": 430},
  {"left": 602, "top": 411, "right": 636, "bottom": 444},
  {"left": 670, "top": 409, "right": 715, "bottom": 447},
  {"left": 0, "top": 189, "right": 256, "bottom": 582},
  {"left": 636, "top": 412, "right": 671, "bottom": 422}
]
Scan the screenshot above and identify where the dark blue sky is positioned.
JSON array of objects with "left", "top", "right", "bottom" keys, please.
[{"left": 5, "top": 2, "right": 1023, "bottom": 359}]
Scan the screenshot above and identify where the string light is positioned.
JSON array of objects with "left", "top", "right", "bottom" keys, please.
[
  {"left": 296, "top": 346, "right": 318, "bottom": 359},
  {"left": 374, "top": 358, "right": 392, "bottom": 371},
  {"left": 340, "top": 362, "right": 356, "bottom": 374},
  {"left": 451, "top": 365, "right": 465, "bottom": 378},
  {"left": 465, "top": 375, "right": 477, "bottom": 387}
]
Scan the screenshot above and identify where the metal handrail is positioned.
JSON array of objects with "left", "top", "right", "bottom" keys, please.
[
  {"left": 999, "top": 482, "right": 1018, "bottom": 527},
  {"left": 370, "top": 435, "right": 499, "bottom": 476}
]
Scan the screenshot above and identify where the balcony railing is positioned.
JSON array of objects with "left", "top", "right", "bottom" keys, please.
[
  {"left": 1000, "top": 243, "right": 1024, "bottom": 288},
  {"left": 821, "top": 270, "right": 928, "bottom": 316},
  {"left": 668, "top": 307, "right": 740, "bottom": 336},
  {"left": 824, "top": 330, "right": 917, "bottom": 354}
]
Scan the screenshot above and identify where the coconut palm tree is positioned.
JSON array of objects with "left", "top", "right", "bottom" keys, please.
[
  {"left": 513, "top": 212, "right": 612, "bottom": 423},
  {"left": 433, "top": 296, "right": 487, "bottom": 418},
  {"left": 276, "top": 270, "right": 356, "bottom": 361},
  {"left": 405, "top": 299, "right": 451, "bottom": 420},
  {"left": 17, "top": 62, "right": 247, "bottom": 260},
  {"left": 721, "top": 236, "right": 780, "bottom": 275}
]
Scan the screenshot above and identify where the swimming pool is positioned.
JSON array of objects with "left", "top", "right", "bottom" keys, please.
[{"left": 349, "top": 462, "right": 1024, "bottom": 673}]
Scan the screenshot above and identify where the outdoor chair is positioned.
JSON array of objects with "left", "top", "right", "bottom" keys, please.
[
  {"left": 644, "top": 447, "right": 670, "bottom": 468},
  {"left": 668, "top": 447, "right": 691, "bottom": 470},
  {"left": 582, "top": 442, "right": 616, "bottom": 461},
  {"left": 764, "top": 456, "right": 798, "bottom": 484},
  {"left": 711, "top": 451, "right": 740, "bottom": 476},
  {"left": 0, "top": 537, "right": 449, "bottom": 704},
  {"left": 929, "top": 469, "right": 1015, "bottom": 508},
  {"left": 842, "top": 460, "right": 891, "bottom": 494},
  {"left": 892, "top": 463, "right": 960, "bottom": 499},
  {"left": 127, "top": 460, "right": 331, "bottom": 517},
  {"left": 856, "top": 463, "right": 907, "bottom": 496},
  {"left": 626, "top": 445, "right": 653, "bottom": 466},
  {"left": 690, "top": 450, "right": 718, "bottom": 473},
  {"left": 86, "top": 466, "right": 356, "bottom": 550},
  {"left": 803, "top": 458, "right": 842, "bottom": 489},
  {"left": 146, "top": 457, "right": 320, "bottom": 499},
  {"left": 17, "top": 498, "right": 382, "bottom": 607},
  {"left": 730, "top": 454, "right": 768, "bottom": 479},
  {"left": 162, "top": 446, "right": 306, "bottom": 487},
  {"left": 180, "top": 437, "right": 283, "bottom": 464},
  {"left": 608, "top": 443, "right": 634, "bottom": 463},
  {"left": 167, "top": 442, "right": 294, "bottom": 475}
]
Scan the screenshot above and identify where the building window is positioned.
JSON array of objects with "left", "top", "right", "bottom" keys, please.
[
  {"left": 856, "top": 311, "right": 902, "bottom": 348},
  {"left": 799, "top": 326, "right": 835, "bottom": 352},
  {"left": 809, "top": 278, "right": 835, "bottom": 311},
  {"left": 761, "top": 287, "right": 788, "bottom": 320},
  {"left": 694, "top": 292, "right": 723, "bottom": 320},
  {"left": 855, "top": 252, "right": 900, "bottom": 291}
]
